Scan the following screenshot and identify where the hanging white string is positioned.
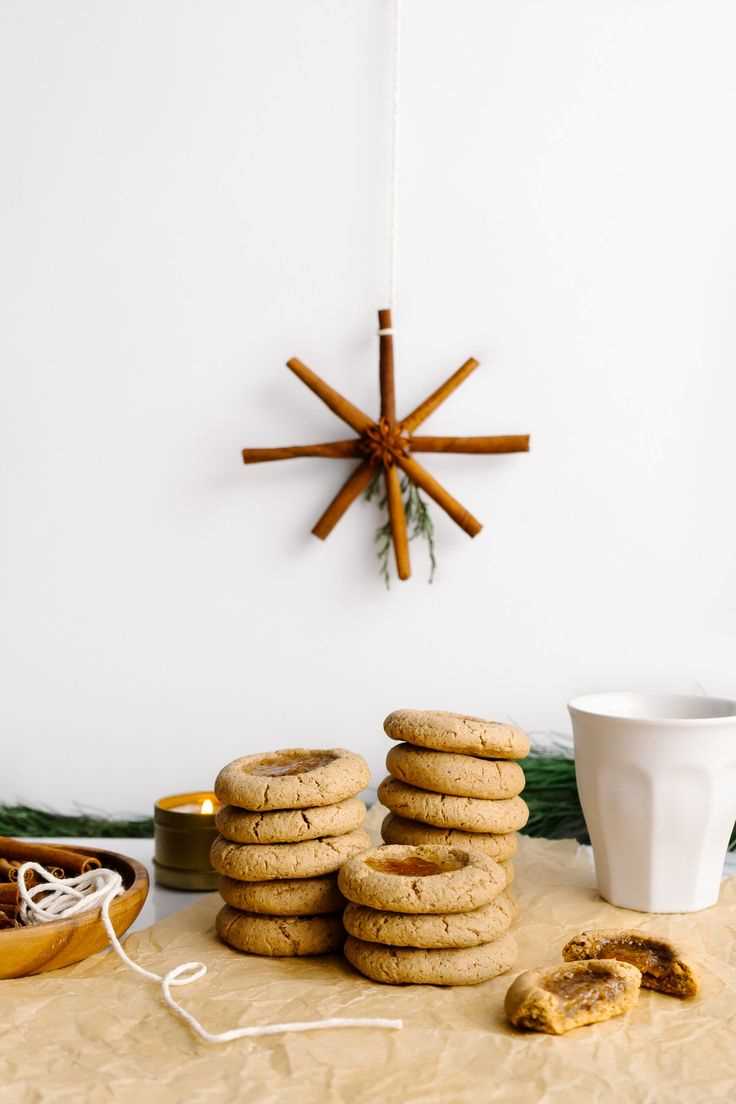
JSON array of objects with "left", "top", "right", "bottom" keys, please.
[
  {"left": 385, "top": 0, "right": 402, "bottom": 320},
  {"left": 16, "top": 863, "right": 402, "bottom": 1043}
]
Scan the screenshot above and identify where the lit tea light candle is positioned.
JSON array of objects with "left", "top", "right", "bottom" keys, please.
[
  {"left": 168, "top": 797, "right": 216, "bottom": 815},
  {"left": 153, "top": 791, "right": 221, "bottom": 891}
]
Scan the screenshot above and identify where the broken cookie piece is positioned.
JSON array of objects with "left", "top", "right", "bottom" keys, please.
[
  {"left": 562, "top": 929, "right": 698, "bottom": 999},
  {"left": 505, "top": 959, "right": 641, "bottom": 1035}
]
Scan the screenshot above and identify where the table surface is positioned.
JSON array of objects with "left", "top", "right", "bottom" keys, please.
[{"left": 10, "top": 834, "right": 736, "bottom": 1104}]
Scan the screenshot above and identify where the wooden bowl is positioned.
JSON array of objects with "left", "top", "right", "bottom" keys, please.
[{"left": 0, "top": 844, "right": 149, "bottom": 979}]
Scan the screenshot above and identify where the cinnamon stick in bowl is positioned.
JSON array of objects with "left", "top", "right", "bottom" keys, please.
[
  {"left": 0, "top": 883, "right": 19, "bottom": 908},
  {"left": 0, "top": 838, "right": 101, "bottom": 876}
]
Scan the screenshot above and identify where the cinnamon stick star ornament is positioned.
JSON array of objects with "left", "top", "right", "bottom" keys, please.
[{"left": 242, "top": 309, "right": 529, "bottom": 581}]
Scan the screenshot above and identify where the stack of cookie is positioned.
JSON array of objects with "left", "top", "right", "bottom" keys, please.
[
  {"left": 211, "top": 748, "right": 371, "bottom": 956},
  {"left": 339, "top": 843, "right": 517, "bottom": 985},
  {"left": 379, "top": 709, "right": 529, "bottom": 878}
]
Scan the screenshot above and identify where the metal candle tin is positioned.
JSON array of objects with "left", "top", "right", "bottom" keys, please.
[{"left": 153, "top": 791, "right": 219, "bottom": 891}]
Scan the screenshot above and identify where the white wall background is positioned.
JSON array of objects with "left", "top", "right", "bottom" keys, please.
[{"left": 2, "top": 1, "right": 735, "bottom": 812}]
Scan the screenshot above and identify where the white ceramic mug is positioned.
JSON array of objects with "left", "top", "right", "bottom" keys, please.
[{"left": 568, "top": 692, "right": 736, "bottom": 912}]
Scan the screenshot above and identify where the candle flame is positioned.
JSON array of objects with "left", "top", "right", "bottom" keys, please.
[{"left": 200, "top": 798, "right": 214, "bottom": 815}]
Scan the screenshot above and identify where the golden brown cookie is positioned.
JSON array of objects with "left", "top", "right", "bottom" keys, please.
[
  {"left": 216, "top": 797, "right": 366, "bottom": 844},
  {"left": 562, "top": 929, "right": 698, "bottom": 998},
  {"left": 505, "top": 959, "right": 642, "bottom": 1034},
  {"left": 215, "top": 748, "right": 370, "bottom": 811},
  {"left": 343, "top": 890, "right": 516, "bottom": 948},
  {"left": 345, "top": 932, "right": 517, "bottom": 985},
  {"left": 216, "top": 904, "right": 343, "bottom": 956},
  {"left": 210, "top": 828, "right": 371, "bottom": 882},
  {"left": 337, "top": 844, "right": 505, "bottom": 914},
  {"left": 219, "top": 874, "right": 345, "bottom": 915},
  {"left": 384, "top": 710, "right": 529, "bottom": 760},
  {"left": 378, "top": 777, "right": 529, "bottom": 834},
  {"left": 381, "top": 813, "right": 519, "bottom": 861},
  {"left": 386, "top": 743, "right": 525, "bottom": 800}
]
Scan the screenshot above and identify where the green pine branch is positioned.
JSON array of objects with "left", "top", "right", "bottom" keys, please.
[{"left": 0, "top": 805, "right": 153, "bottom": 838}]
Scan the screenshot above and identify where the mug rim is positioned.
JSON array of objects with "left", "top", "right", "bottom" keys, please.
[{"left": 568, "top": 690, "right": 736, "bottom": 725}]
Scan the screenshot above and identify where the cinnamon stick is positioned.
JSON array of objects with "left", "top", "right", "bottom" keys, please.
[
  {"left": 0, "top": 860, "right": 39, "bottom": 888},
  {"left": 400, "top": 358, "right": 479, "bottom": 434},
  {"left": 242, "top": 440, "right": 360, "bottom": 464},
  {"left": 10, "top": 867, "right": 38, "bottom": 888},
  {"left": 385, "top": 464, "right": 410, "bottom": 580},
  {"left": 0, "top": 883, "right": 19, "bottom": 908},
  {"left": 411, "top": 435, "right": 530, "bottom": 454},
  {"left": 0, "top": 908, "right": 18, "bottom": 929},
  {"left": 396, "top": 454, "right": 482, "bottom": 537},
  {"left": 378, "top": 308, "right": 396, "bottom": 424},
  {"left": 312, "top": 460, "right": 375, "bottom": 540},
  {"left": 287, "top": 359, "right": 374, "bottom": 435},
  {"left": 0, "top": 837, "right": 100, "bottom": 875}
]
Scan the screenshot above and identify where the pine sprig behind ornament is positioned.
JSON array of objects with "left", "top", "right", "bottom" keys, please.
[{"left": 365, "top": 470, "right": 436, "bottom": 586}]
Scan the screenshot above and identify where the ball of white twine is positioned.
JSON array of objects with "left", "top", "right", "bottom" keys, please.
[{"left": 16, "top": 862, "right": 402, "bottom": 1044}]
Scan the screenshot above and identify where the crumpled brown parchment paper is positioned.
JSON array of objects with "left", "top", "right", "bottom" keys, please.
[{"left": 1, "top": 809, "right": 735, "bottom": 1104}]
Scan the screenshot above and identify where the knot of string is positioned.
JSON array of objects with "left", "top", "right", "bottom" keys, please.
[{"left": 16, "top": 863, "right": 402, "bottom": 1044}]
